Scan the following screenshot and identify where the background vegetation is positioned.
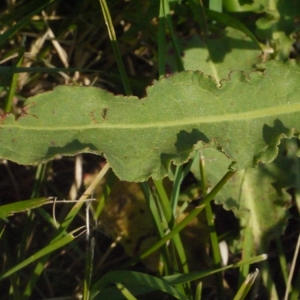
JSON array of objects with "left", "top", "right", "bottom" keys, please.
[{"left": 0, "top": 0, "right": 299, "bottom": 299}]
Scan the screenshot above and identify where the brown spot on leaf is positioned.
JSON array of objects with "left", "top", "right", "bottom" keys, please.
[
  {"left": 90, "top": 112, "right": 98, "bottom": 124},
  {"left": 17, "top": 106, "right": 38, "bottom": 120},
  {"left": 0, "top": 113, "right": 9, "bottom": 123},
  {"left": 21, "top": 106, "right": 30, "bottom": 115},
  {"left": 101, "top": 108, "right": 108, "bottom": 120},
  {"left": 17, "top": 113, "right": 38, "bottom": 120},
  {"left": 0, "top": 113, "right": 8, "bottom": 120}
]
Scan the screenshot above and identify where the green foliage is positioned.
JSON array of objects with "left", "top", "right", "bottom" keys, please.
[
  {"left": 90, "top": 255, "right": 266, "bottom": 299},
  {"left": 0, "top": 197, "right": 50, "bottom": 219},
  {"left": 191, "top": 141, "right": 296, "bottom": 253},
  {"left": 233, "top": 269, "right": 259, "bottom": 300},
  {"left": 0, "top": 227, "right": 83, "bottom": 281},
  {"left": 0, "top": 0, "right": 299, "bottom": 299},
  {"left": 166, "top": 27, "right": 262, "bottom": 81},
  {"left": 91, "top": 270, "right": 189, "bottom": 300},
  {"left": 1, "top": 60, "right": 300, "bottom": 183}
]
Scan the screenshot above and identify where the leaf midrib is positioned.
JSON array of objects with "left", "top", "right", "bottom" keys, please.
[{"left": 2, "top": 102, "right": 298, "bottom": 131}]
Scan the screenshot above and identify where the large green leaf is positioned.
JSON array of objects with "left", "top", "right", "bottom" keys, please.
[
  {"left": 191, "top": 139, "right": 298, "bottom": 252},
  {"left": 254, "top": 1, "right": 300, "bottom": 59},
  {"left": 192, "top": 147, "right": 296, "bottom": 253},
  {"left": 1, "top": 60, "right": 300, "bottom": 181},
  {"left": 166, "top": 28, "right": 262, "bottom": 81}
]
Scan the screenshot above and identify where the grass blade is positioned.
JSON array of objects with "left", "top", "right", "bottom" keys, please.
[
  {"left": 22, "top": 164, "right": 110, "bottom": 298},
  {"left": 158, "top": 0, "right": 167, "bottom": 78},
  {"left": 153, "top": 179, "right": 173, "bottom": 226},
  {"left": 238, "top": 215, "right": 253, "bottom": 286},
  {"left": 0, "top": 0, "right": 55, "bottom": 48},
  {"left": 209, "top": 0, "right": 222, "bottom": 12},
  {"left": 284, "top": 233, "right": 300, "bottom": 300},
  {"left": 163, "top": 0, "right": 184, "bottom": 72},
  {"left": 99, "top": 0, "right": 132, "bottom": 95},
  {"left": 164, "top": 254, "right": 267, "bottom": 285},
  {"left": 122, "top": 171, "right": 235, "bottom": 267},
  {"left": 3, "top": 46, "right": 24, "bottom": 111},
  {"left": 91, "top": 270, "right": 189, "bottom": 300},
  {"left": 233, "top": 269, "right": 259, "bottom": 300},
  {"left": 115, "top": 283, "right": 137, "bottom": 300},
  {"left": 0, "top": 227, "right": 85, "bottom": 280},
  {"left": 140, "top": 181, "right": 172, "bottom": 275},
  {"left": 139, "top": 171, "right": 235, "bottom": 259},
  {"left": 204, "top": 8, "right": 273, "bottom": 53},
  {"left": 199, "top": 151, "right": 224, "bottom": 297},
  {"left": 0, "top": 198, "right": 50, "bottom": 219}
]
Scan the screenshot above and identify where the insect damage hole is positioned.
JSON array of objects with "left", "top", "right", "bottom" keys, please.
[
  {"left": 90, "top": 112, "right": 98, "bottom": 124},
  {"left": 101, "top": 108, "right": 108, "bottom": 120}
]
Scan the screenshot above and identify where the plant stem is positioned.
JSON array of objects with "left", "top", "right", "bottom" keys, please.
[
  {"left": 99, "top": 0, "right": 132, "bottom": 95},
  {"left": 163, "top": 0, "right": 184, "bottom": 72},
  {"left": 4, "top": 45, "right": 24, "bottom": 113},
  {"left": 158, "top": 0, "right": 167, "bottom": 78},
  {"left": 200, "top": 151, "right": 224, "bottom": 298}
]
